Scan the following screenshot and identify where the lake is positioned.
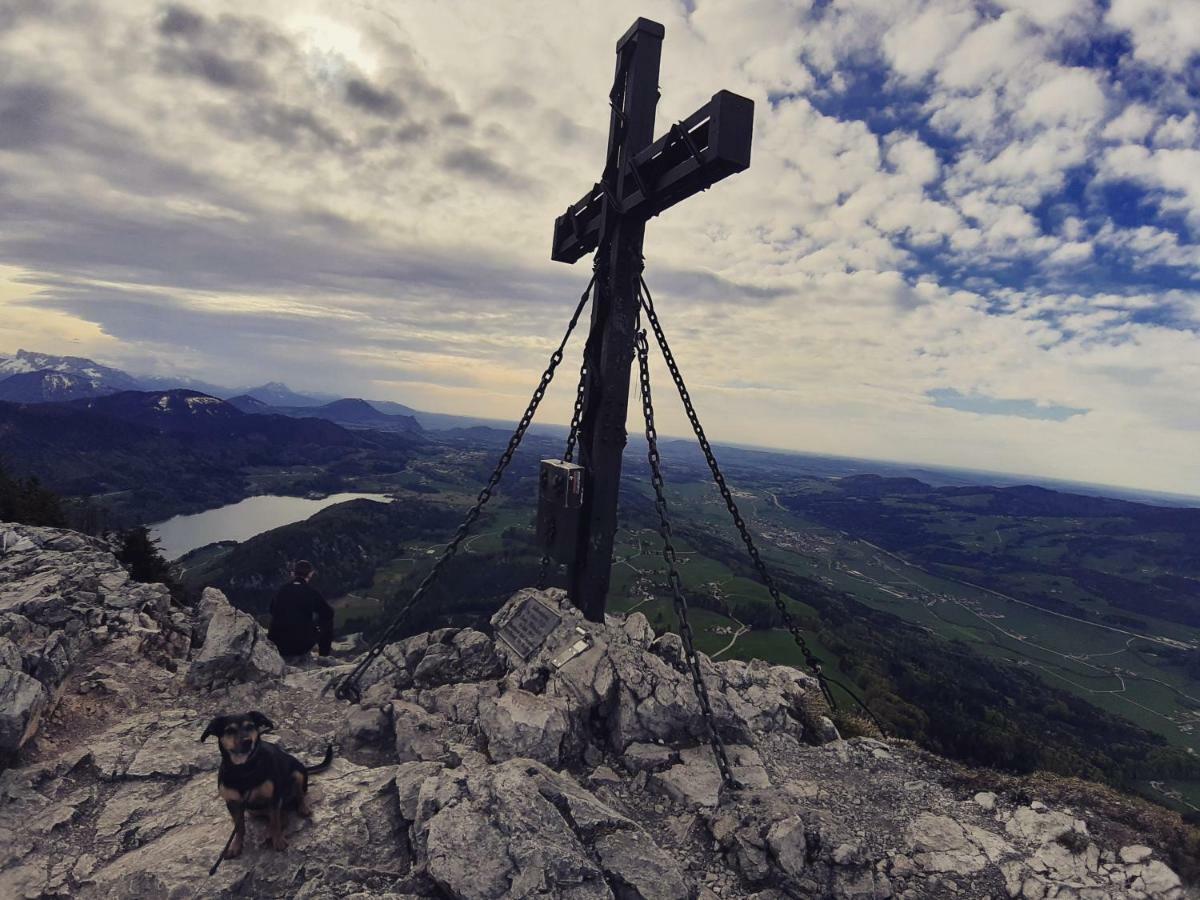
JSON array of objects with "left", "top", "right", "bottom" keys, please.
[{"left": 150, "top": 493, "right": 393, "bottom": 560}]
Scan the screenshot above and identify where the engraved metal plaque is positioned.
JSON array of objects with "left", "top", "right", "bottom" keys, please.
[{"left": 496, "top": 596, "right": 562, "bottom": 659}]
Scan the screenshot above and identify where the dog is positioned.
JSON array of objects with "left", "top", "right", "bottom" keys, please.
[{"left": 200, "top": 711, "right": 333, "bottom": 858}]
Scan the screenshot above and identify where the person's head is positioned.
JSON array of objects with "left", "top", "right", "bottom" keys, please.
[{"left": 294, "top": 560, "right": 315, "bottom": 582}]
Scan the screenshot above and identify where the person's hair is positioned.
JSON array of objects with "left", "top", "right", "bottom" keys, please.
[{"left": 294, "top": 560, "right": 315, "bottom": 579}]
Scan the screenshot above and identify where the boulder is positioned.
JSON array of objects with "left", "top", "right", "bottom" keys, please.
[
  {"left": 393, "top": 701, "right": 456, "bottom": 764},
  {"left": 621, "top": 741, "right": 677, "bottom": 773},
  {"left": 186, "top": 588, "right": 284, "bottom": 687},
  {"left": 478, "top": 689, "right": 575, "bottom": 766},
  {"left": 412, "top": 758, "right": 657, "bottom": 900},
  {"left": 593, "top": 829, "right": 688, "bottom": 900},
  {"left": 0, "top": 637, "right": 23, "bottom": 672},
  {"left": 0, "top": 668, "right": 46, "bottom": 754},
  {"left": 486, "top": 589, "right": 824, "bottom": 762}
]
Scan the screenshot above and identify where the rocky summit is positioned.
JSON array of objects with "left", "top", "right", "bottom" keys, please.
[{"left": 0, "top": 523, "right": 1194, "bottom": 900}]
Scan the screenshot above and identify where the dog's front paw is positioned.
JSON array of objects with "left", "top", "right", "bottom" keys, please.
[
  {"left": 262, "top": 833, "right": 289, "bottom": 852},
  {"left": 224, "top": 837, "right": 244, "bottom": 859}
]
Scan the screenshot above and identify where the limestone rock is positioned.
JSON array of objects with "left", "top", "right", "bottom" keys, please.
[
  {"left": 186, "top": 588, "right": 284, "bottom": 687},
  {"left": 0, "top": 637, "right": 23, "bottom": 672},
  {"left": 393, "top": 700, "right": 456, "bottom": 764},
  {"left": 478, "top": 689, "right": 575, "bottom": 766},
  {"left": 1120, "top": 845, "right": 1153, "bottom": 865},
  {"left": 621, "top": 741, "right": 677, "bottom": 773},
  {"left": 907, "top": 813, "right": 989, "bottom": 875},
  {"left": 0, "top": 668, "right": 46, "bottom": 755},
  {"left": 0, "top": 546, "right": 1190, "bottom": 900},
  {"left": 412, "top": 759, "right": 623, "bottom": 899},
  {"left": 593, "top": 829, "right": 688, "bottom": 900}
]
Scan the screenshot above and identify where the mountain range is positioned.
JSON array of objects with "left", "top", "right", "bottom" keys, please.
[
  {"left": 0, "top": 349, "right": 143, "bottom": 401},
  {"left": 0, "top": 349, "right": 489, "bottom": 431},
  {"left": 0, "top": 386, "right": 424, "bottom": 526},
  {"left": 0, "top": 349, "right": 329, "bottom": 406}
]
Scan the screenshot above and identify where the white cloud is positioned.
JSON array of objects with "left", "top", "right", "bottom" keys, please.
[
  {"left": 994, "top": 0, "right": 1093, "bottom": 29},
  {"left": 1106, "top": 0, "right": 1200, "bottom": 72},
  {"left": 0, "top": 0, "right": 1195, "bottom": 496},
  {"left": 1046, "top": 240, "right": 1094, "bottom": 265},
  {"left": 938, "top": 13, "right": 1038, "bottom": 90},
  {"left": 1100, "top": 144, "right": 1200, "bottom": 227},
  {"left": 1018, "top": 68, "right": 1107, "bottom": 128},
  {"left": 1102, "top": 103, "right": 1159, "bottom": 142},
  {"left": 1152, "top": 112, "right": 1199, "bottom": 149},
  {"left": 882, "top": 4, "right": 978, "bottom": 81}
]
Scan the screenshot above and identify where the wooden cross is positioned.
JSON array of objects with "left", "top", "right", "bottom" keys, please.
[{"left": 551, "top": 18, "right": 754, "bottom": 622}]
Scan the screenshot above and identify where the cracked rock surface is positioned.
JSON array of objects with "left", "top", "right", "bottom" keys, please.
[{"left": 0, "top": 525, "right": 1194, "bottom": 899}]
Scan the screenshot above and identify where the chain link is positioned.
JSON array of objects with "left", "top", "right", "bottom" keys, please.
[
  {"left": 562, "top": 340, "right": 591, "bottom": 463},
  {"left": 636, "top": 326, "right": 739, "bottom": 790},
  {"left": 637, "top": 278, "right": 839, "bottom": 711},
  {"left": 332, "top": 276, "right": 597, "bottom": 703}
]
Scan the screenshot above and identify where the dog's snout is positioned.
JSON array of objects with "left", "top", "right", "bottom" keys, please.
[{"left": 240, "top": 739, "right": 253, "bottom": 752}]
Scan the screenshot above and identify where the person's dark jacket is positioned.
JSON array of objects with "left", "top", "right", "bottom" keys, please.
[{"left": 268, "top": 579, "right": 334, "bottom": 657}]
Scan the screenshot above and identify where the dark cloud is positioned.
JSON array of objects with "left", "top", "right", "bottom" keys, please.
[
  {"left": 159, "top": 46, "right": 268, "bottom": 90},
  {"left": 0, "top": 83, "right": 59, "bottom": 149},
  {"left": 443, "top": 146, "right": 524, "bottom": 187},
  {"left": 650, "top": 268, "right": 791, "bottom": 305},
  {"left": 0, "top": 0, "right": 76, "bottom": 33},
  {"left": 207, "top": 101, "right": 346, "bottom": 151},
  {"left": 155, "top": 7, "right": 287, "bottom": 92},
  {"left": 0, "top": 161, "right": 577, "bottom": 306},
  {"left": 158, "top": 4, "right": 205, "bottom": 37},
  {"left": 394, "top": 123, "right": 430, "bottom": 143},
  {"left": 345, "top": 78, "right": 403, "bottom": 117}
]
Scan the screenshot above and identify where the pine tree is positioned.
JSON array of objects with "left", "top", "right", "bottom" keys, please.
[
  {"left": 0, "top": 463, "right": 66, "bottom": 527},
  {"left": 116, "top": 526, "right": 177, "bottom": 588}
]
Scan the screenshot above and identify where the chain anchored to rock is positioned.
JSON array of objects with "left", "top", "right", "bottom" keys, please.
[
  {"left": 330, "top": 275, "right": 597, "bottom": 704},
  {"left": 638, "top": 276, "right": 887, "bottom": 738},
  {"left": 636, "top": 324, "right": 740, "bottom": 791}
]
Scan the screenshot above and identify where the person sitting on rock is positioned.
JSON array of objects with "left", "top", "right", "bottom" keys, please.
[{"left": 267, "top": 560, "right": 334, "bottom": 663}]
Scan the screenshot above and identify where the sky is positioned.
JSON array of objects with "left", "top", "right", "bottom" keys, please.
[{"left": 0, "top": 0, "right": 1197, "bottom": 496}]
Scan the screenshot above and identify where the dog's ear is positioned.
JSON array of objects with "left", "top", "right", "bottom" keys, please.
[
  {"left": 249, "top": 711, "right": 275, "bottom": 733},
  {"left": 200, "top": 716, "right": 225, "bottom": 743}
]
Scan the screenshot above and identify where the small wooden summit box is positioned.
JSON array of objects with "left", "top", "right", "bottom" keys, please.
[{"left": 537, "top": 459, "right": 584, "bottom": 563}]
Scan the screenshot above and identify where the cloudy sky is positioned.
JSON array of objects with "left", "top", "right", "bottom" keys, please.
[{"left": 1, "top": 1, "right": 1197, "bottom": 495}]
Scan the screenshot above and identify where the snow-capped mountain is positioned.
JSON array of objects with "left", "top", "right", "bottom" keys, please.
[
  {"left": 0, "top": 349, "right": 142, "bottom": 393},
  {"left": 0, "top": 370, "right": 121, "bottom": 403}
]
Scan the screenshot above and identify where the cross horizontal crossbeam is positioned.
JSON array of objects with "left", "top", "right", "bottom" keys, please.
[{"left": 551, "top": 90, "right": 754, "bottom": 264}]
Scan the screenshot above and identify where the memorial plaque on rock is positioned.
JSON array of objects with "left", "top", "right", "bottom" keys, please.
[{"left": 496, "top": 595, "right": 562, "bottom": 659}]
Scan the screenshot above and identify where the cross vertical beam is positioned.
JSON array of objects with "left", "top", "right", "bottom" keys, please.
[
  {"left": 553, "top": 18, "right": 753, "bottom": 623},
  {"left": 570, "top": 19, "right": 663, "bottom": 622}
]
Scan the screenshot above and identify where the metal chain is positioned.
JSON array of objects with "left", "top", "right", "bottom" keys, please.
[
  {"left": 562, "top": 340, "right": 591, "bottom": 463},
  {"left": 636, "top": 326, "right": 739, "bottom": 789},
  {"left": 332, "top": 276, "right": 597, "bottom": 703},
  {"left": 540, "top": 262, "right": 599, "bottom": 586},
  {"left": 537, "top": 334, "right": 590, "bottom": 585},
  {"left": 637, "top": 277, "right": 840, "bottom": 710}
]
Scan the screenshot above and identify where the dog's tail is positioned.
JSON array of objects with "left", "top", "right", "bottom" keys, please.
[{"left": 305, "top": 744, "right": 334, "bottom": 775}]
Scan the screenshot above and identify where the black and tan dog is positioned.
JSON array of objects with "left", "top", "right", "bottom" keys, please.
[{"left": 200, "top": 711, "right": 333, "bottom": 858}]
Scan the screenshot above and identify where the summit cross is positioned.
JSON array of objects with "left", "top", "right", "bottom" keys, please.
[{"left": 551, "top": 18, "right": 754, "bottom": 622}]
